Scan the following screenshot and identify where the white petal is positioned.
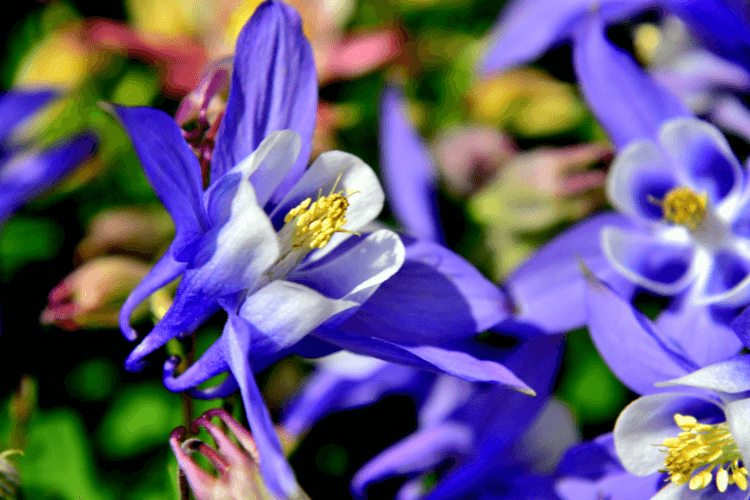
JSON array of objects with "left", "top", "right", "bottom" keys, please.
[{"left": 289, "top": 229, "right": 405, "bottom": 305}]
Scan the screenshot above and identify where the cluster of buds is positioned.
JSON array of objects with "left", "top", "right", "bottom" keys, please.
[{"left": 170, "top": 409, "right": 308, "bottom": 500}]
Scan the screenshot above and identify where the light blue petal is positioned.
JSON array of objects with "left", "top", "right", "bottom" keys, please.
[
  {"left": 337, "top": 236, "right": 510, "bottom": 344},
  {"left": 724, "top": 397, "right": 750, "bottom": 474},
  {"left": 239, "top": 280, "right": 358, "bottom": 366},
  {"left": 656, "top": 297, "right": 743, "bottom": 368}
]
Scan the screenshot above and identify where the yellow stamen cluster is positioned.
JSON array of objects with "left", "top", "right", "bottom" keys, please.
[
  {"left": 659, "top": 414, "right": 748, "bottom": 493},
  {"left": 283, "top": 181, "right": 358, "bottom": 250},
  {"left": 652, "top": 186, "right": 707, "bottom": 230}
]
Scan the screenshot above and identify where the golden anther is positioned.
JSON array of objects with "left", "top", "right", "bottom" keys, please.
[
  {"left": 650, "top": 186, "right": 707, "bottom": 230},
  {"left": 282, "top": 175, "right": 360, "bottom": 251},
  {"left": 658, "top": 414, "right": 747, "bottom": 494}
]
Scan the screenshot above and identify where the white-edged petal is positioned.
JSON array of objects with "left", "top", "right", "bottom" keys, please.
[
  {"left": 607, "top": 139, "right": 677, "bottom": 224},
  {"left": 239, "top": 279, "right": 358, "bottom": 361},
  {"left": 601, "top": 226, "right": 698, "bottom": 296},
  {"left": 659, "top": 117, "right": 743, "bottom": 213},
  {"left": 289, "top": 229, "right": 405, "bottom": 305}
]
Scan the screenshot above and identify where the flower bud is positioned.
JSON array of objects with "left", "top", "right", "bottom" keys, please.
[
  {"left": 171, "top": 409, "right": 309, "bottom": 500},
  {"left": 41, "top": 256, "right": 151, "bottom": 330}
]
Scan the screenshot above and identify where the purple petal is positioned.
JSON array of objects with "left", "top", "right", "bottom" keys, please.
[
  {"left": 113, "top": 106, "right": 209, "bottom": 257},
  {"left": 119, "top": 248, "right": 188, "bottom": 341},
  {"left": 312, "top": 328, "right": 535, "bottom": 394},
  {"left": 379, "top": 86, "right": 443, "bottom": 243},
  {"left": 337, "top": 237, "right": 510, "bottom": 344},
  {"left": 655, "top": 356, "right": 750, "bottom": 393},
  {"left": 601, "top": 226, "right": 697, "bottom": 296},
  {"left": 731, "top": 305, "right": 750, "bottom": 350},
  {"left": 212, "top": 0, "right": 316, "bottom": 207},
  {"left": 505, "top": 212, "right": 638, "bottom": 333},
  {"left": 556, "top": 471, "right": 661, "bottom": 500},
  {"left": 124, "top": 269, "right": 228, "bottom": 371},
  {"left": 655, "top": 295, "right": 743, "bottom": 367},
  {"left": 0, "top": 132, "right": 97, "bottom": 221},
  {"left": 658, "top": 118, "right": 743, "bottom": 207},
  {"left": 479, "top": 0, "right": 654, "bottom": 75},
  {"left": 162, "top": 334, "right": 230, "bottom": 393},
  {"left": 224, "top": 314, "right": 301, "bottom": 499},
  {"left": 282, "top": 354, "right": 429, "bottom": 437},
  {"left": 0, "top": 88, "right": 57, "bottom": 143},
  {"left": 351, "top": 422, "right": 474, "bottom": 497},
  {"left": 614, "top": 392, "right": 722, "bottom": 476},
  {"left": 584, "top": 266, "right": 696, "bottom": 394},
  {"left": 667, "top": 0, "right": 750, "bottom": 70},
  {"left": 572, "top": 15, "right": 690, "bottom": 149}
]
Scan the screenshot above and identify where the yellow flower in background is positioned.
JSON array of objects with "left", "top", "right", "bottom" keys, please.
[{"left": 469, "top": 67, "right": 586, "bottom": 137}]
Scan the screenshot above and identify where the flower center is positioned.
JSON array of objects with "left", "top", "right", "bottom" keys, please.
[
  {"left": 652, "top": 186, "right": 707, "bottom": 230},
  {"left": 659, "top": 414, "right": 747, "bottom": 493},
  {"left": 266, "top": 178, "right": 359, "bottom": 282}
]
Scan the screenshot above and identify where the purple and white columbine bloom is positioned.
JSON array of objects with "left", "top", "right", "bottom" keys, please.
[
  {"left": 0, "top": 89, "right": 97, "bottom": 222},
  {"left": 552, "top": 264, "right": 745, "bottom": 499},
  {"left": 115, "top": 2, "right": 527, "bottom": 498},
  {"left": 615, "top": 358, "right": 750, "bottom": 499}
]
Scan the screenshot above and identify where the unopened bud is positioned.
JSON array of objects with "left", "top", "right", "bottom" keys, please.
[{"left": 41, "top": 255, "right": 150, "bottom": 330}]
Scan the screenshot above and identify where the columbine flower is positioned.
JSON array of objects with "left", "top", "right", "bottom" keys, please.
[
  {"left": 552, "top": 261, "right": 746, "bottom": 500},
  {"left": 614, "top": 358, "right": 750, "bottom": 499},
  {"left": 0, "top": 89, "right": 97, "bottom": 223},
  {"left": 117, "top": 2, "right": 527, "bottom": 498},
  {"left": 171, "top": 409, "right": 309, "bottom": 500}
]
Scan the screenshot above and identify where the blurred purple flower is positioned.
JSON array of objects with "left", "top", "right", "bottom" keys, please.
[
  {"left": 480, "top": 0, "right": 750, "bottom": 87},
  {"left": 350, "top": 335, "right": 565, "bottom": 500},
  {"left": 0, "top": 89, "right": 97, "bottom": 222},
  {"left": 646, "top": 16, "right": 750, "bottom": 144}
]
